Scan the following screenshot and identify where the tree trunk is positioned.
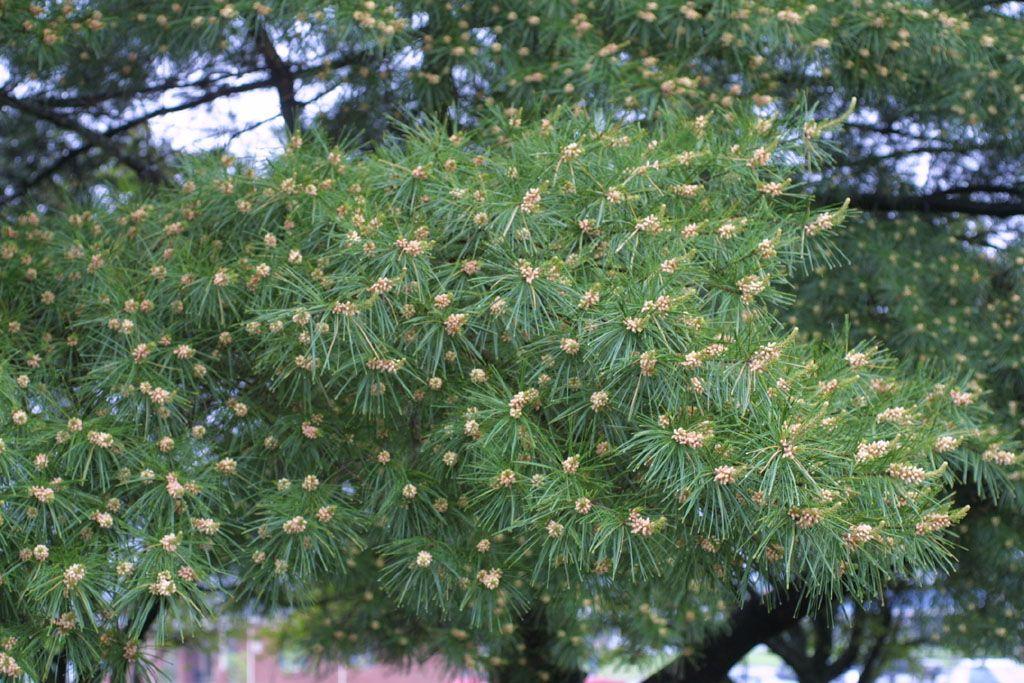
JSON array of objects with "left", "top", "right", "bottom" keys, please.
[
  {"left": 50, "top": 654, "right": 69, "bottom": 683},
  {"left": 857, "top": 620, "right": 893, "bottom": 683},
  {"left": 643, "top": 590, "right": 806, "bottom": 683},
  {"left": 253, "top": 23, "right": 301, "bottom": 134},
  {"left": 766, "top": 637, "right": 834, "bottom": 683},
  {"left": 766, "top": 604, "right": 868, "bottom": 683},
  {"left": 489, "top": 608, "right": 586, "bottom": 683}
]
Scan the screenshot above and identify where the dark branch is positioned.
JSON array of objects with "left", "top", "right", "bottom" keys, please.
[
  {"left": 932, "top": 182, "right": 1024, "bottom": 196},
  {"left": 4, "top": 143, "right": 95, "bottom": 204},
  {"left": 812, "top": 611, "right": 833, "bottom": 671},
  {"left": 857, "top": 609, "right": 895, "bottom": 683},
  {"left": 3, "top": 51, "right": 372, "bottom": 203},
  {"left": 490, "top": 607, "right": 586, "bottom": 683},
  {"left": 829, "top": 192, "right": 1024, "bottom": 217},
  {"left": 766, "top": 631, "right": 814, "bottom": 681},
  {"left": 825, "top": 606, "right": 866, "bottom": 679},
  {"left": 253, "top": 22, "right": 301, "bottom": 134},
  {"left": 16, "top": 69, "right": 257, "bottom": 109},
  {"left": 0, "top": 89, "right": 165, "bottom": 185},
  {"left": 1, "top": 76, "right": 278, "bottom": 204},
  {"left": 765, "top": 603, "right": 871, "bottom": 683},
  {"left": 643, "top": 588, "right": 808, "bottom": 683}
]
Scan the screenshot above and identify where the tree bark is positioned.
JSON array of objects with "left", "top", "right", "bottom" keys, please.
[
  {"left": 824, "top": 191, "right": 1024, "bottom": 218},
  {"left": 253, "top": 23, "right": 301, "bottom": 134},
  {"left": 768, "top": 632, "right": 830, "bottom": 683},
  {"left": 857, "top": 609, "right": 894, "bottom": 683},
  {"left": 0, "top": 90, "right": 166, "bottom": 185},
  {"left": 50, "top": 654, "right": 69, "bottom": 683},
  {"left": 766, "top": 604, "right": 867, "bottom": 683},
  {"left": 489, "top": 608, "right": 586, "bottom": 683},
  {"left": 642, "top": 590, "right": 806, "bottom": 683}
]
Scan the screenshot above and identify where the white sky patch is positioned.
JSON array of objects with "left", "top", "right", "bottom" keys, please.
[
  {"left": 913, "top": 153, "right": 930, "bottom": 187},
  {"left": 148, "top": 88, "right": 285, "bottom": 161}
]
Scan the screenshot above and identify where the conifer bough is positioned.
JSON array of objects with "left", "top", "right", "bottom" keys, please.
[
  {"left": 2, "top": 0, "right": 1024, "bottom": 680},
  {"left": 0, "top": 106, "right": 1014, "bottom": 681}
]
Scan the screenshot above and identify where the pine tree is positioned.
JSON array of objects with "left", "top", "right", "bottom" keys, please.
[{"left": 0, "top": 2, "right": 1021, "bottom": 682}]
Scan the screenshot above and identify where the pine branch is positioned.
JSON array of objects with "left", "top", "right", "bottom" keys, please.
[
  {"left": 643, "top": 589, "right": 807, "bottom": 683},
  {"left": 765, "top": 604, "right": 870, "bottom": 683},
  {"left": 14, "top": 69, "right": 260, "bottom": 109},
  {"left": 830, "top": 191, "right": 1024, "bottom": 217},
  {"left": 824, "top": 607, "right": 867, "bottom": 680},
  {"left": 0, "top": 89, "right": 166, "bottom": 185},
  {"left": 2, "top": 52, "right": 372, "bottom": 204},
  {"left": 252, "top": 22, "right": 301, "bottom": 134},
  {"left": 857, "top": 609, "right": 895, "bottom": 683}
]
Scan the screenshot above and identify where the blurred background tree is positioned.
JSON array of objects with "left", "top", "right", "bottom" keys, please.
[{"left": 1, "top": 2, "right": 1022, "bottom": 682}]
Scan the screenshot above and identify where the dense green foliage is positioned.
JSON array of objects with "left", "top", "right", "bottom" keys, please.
[
  {"left": 4, "top": 0, "right": 1024, "bottom": 205},
  {"left": 2, "top": 103, "right": 1001, "bottom": 680},
  {"left": 1, "top": 1, "right": 1022, "bottom": 682},
  {"left": 787, "top": 214, "right": 1024, "bottom": 667}
]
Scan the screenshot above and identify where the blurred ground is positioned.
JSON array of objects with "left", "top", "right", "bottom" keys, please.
[{"left": 159, "top": 636, "right": 1024, "bottom": 683}]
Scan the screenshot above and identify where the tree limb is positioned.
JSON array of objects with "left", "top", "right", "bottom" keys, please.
[
  {"left": 0, "top": 89, "right": 165, "bottom": 184},
  {"left": 1, "top": 76, "right": 278, "bottom": 204},
  {"left": 766, "top": 631, "right": 816, "bottom": 682},
  {"left": 253, "top": 22, "right": 301, "bottom": 134},
  {"left": 16, "top": 69, "right": 256, "bottom": 109},
  {"left": 825, "top": 606, "right": 866, "bottom": 680},
  {"left": 829, "top": 191, "right": 1024, "bottom": 217},
  {"left": 857, "top": 609, "right": 895, "bottom": 683},
  {"left": 812, "top": 611, "right": 832, "bottom": 671},
  {"left": 643, "top": 589, "right": 807, "bottom": 683},
  {"left": 2, "top": 50, "right": 373, "bottom": 203}
]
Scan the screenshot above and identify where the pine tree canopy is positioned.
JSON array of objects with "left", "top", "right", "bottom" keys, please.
[{"left": 0, "top": 2, "right": 1022, "bottom": 682}]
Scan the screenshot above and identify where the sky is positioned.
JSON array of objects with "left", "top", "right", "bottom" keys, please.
[{"left": 149, "top": 88, "right": 284, "bottom": 160}]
